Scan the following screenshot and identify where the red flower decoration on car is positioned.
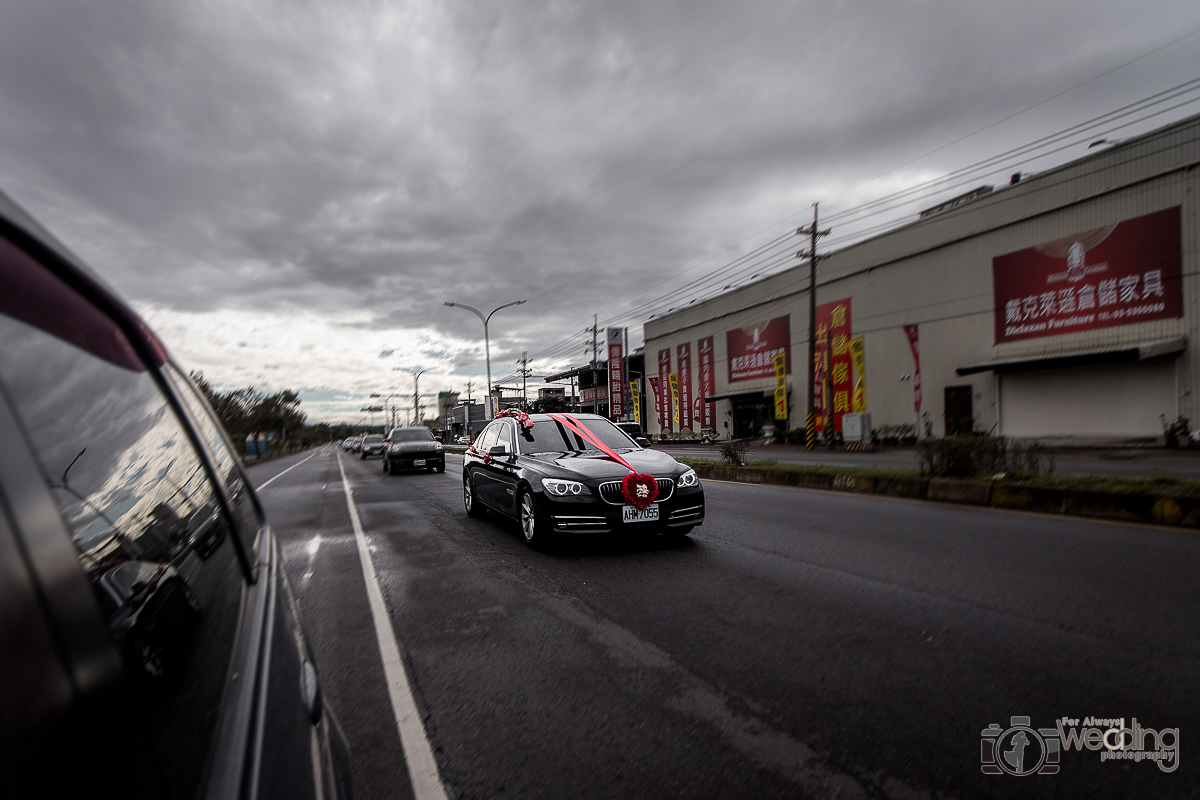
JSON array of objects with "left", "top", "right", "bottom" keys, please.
[
  {"left": 494, "top": 408, "right": 535, "bottom": 430},
  {"left": 621, "top": 473, "right": 659, "bottom": 510}
]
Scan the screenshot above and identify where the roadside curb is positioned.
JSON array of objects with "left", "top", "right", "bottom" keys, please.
[{"left": 689, "top": 463, "right": 1200, "bottom": 529}]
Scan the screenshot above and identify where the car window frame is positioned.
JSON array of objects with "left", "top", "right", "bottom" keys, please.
[{"left": 496, "top": 420, "right": 516, "bottom": 454}]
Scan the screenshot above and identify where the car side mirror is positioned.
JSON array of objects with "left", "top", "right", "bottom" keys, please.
[
  {"left": 636, "top": 437, "right": 651, "bottom": 448},
  {"left": 487, "top": 445, "right": 509, "bottom": 457}
]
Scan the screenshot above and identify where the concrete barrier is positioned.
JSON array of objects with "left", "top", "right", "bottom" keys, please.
[
  {"left": 991, "top": 484, "right": 1068, "bottom": 514},
  {"left": 687, "top": 462, "right": 1200, "bottom": 529},
  {"left": 928, "top": 478, "right": 992, "bottom": 506}
]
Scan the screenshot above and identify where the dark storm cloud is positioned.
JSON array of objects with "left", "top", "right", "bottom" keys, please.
[{"left": 3, "top": 0, "right": 1199, "bottom": 390}]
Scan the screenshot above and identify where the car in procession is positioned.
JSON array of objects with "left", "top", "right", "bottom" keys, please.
[
  {"left": 462, "top": 412, "right": 704, "bottom": 547},
  {"left": 383, "top": 426, "right": 446, "bottom": 473},
  {"left": 359, "top": 433, "right": 386, "bottom": 459},
  {"left": 0, "top": 189, "right": 352, "bottom": 799}
]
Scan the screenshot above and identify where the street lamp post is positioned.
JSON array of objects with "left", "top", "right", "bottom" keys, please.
[
  {"left": 370, "top": 392, "right": 396, "bottom": 430},
  {"left": 411, "top": 369, "right": 427, "bottom": 425},
  {"left": 444, "top": 299, "right": 527, "bottom": 418}
]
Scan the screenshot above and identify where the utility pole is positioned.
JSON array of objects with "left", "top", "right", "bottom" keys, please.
[
  {"left": 517, "top": 351, "right": 532, "bottom": 410},
  {"left": 589, "top": 315, "right": 600, "bottom": 414},
  {"left": 464, "top": 379, "right": 474, "bottom": 439},
  {"left": 797, "top": 203, "right": 831, "bottom": 450}
]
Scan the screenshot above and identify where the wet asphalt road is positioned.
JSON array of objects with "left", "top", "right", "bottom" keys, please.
[{"left": 248, "top": 445, "right": 1198, "bottom": 799}]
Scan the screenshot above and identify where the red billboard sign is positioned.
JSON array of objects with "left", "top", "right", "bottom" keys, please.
[
  {"left": 816, "top": 299, "right": 852, "bottom": 432},
  {"left": 677, "top": 342, "right": 693, "bottom": 432},
  {"left": 727, "top": 315, "right": 791, "bottom": 382},
  {"left": 607, "top": 328, "right": 624, "bottom": 419},
  {"left": 992, "top": 207, "right": 1182, "bottom": 343},
  {"left": 657, "top": 349, "right": 672, "bottom": 432},
  {"left": 698, "top": 336, "right": 715, "bottom": 431}
]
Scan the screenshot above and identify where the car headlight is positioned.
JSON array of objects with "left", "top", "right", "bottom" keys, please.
[
  {"left": 542, "top": 478, "right": 587, "bottom": 496},
  {"left": 677, "top": 468, "right": 699, "bottom": 488},
  {"left": 435, "top": 443, "right": 443, "bottom": 450}
]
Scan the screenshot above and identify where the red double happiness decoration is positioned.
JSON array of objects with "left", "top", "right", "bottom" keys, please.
[{"left": 546, "top": 413, "right": 659, "bottom": 510}]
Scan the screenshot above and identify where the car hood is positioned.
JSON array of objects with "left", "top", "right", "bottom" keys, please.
[{"left": 524, "top": 448, "right": 683, "bottom": 481}]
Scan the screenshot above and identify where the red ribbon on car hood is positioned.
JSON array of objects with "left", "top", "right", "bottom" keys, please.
[{"left": 546, "top": 413, "right": 659, "bottom": 509}]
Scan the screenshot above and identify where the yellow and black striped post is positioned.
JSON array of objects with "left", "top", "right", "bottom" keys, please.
[{"left": 805, "top": 413, "right": 816, "bottom": 450}]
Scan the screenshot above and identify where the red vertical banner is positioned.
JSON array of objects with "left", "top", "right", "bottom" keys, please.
[
  {"left": 607, "top": 327, "right": 624, "bottom": 419},
  {"left": 815, "top": 299, "right": 853, "bottom": 432},
  {"left": 698, "top": 336, "right": 715, "bottom": 432},
  {"left": 904, "top": 324, "right": 921, "bottom": 412},
  {"left": 677, "top": 342, "right": 693, "bottom": 432},
  {"left": 650, "top": 377, "right": 661, "bottom": 427},
  {"left": 657, "top": 349, "right": 673, "bottom": 432}
]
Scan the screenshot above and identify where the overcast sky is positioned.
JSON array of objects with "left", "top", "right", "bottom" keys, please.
[{"left": 3, "top": 0, "right": 1199, "bottom": 423}]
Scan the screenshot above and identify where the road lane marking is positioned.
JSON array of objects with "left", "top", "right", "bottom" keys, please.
[
  {"left": 255, "top": 451, "right": 318, "bottom": 491},
  {"left": 335, "top": 451, "right": 449, "bottom": 800}
]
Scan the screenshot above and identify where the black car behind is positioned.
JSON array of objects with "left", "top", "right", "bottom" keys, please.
[
  {"left": 383, "top": 427, "right": 446, "bottom": 473},
  {"left": 463, "top": 413, "right": 703, "bottom": 547}
]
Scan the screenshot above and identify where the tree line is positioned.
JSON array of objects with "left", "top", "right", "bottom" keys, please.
[{"left": 191, "top": 372, "right": 310, "bottom": 454}]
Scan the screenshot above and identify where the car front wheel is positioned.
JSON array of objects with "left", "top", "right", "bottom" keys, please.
[{"left": 519, "top": 489, "right": 548, "bottom": 549}]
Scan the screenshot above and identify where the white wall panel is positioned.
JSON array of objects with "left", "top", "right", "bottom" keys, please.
[{"left": 999, "top": 361, "right": 1175, "bottom": 438}]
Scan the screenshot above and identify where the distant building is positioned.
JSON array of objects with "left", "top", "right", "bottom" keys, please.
[
  {"left": 643, "top": 113, "right": 1200, "bottom": 442},
  {"left": 437, "top": 391, "right": 459, "bottom": 420},
  {"left": 450, "top": 402, "right": 488, "bottom": 439}
]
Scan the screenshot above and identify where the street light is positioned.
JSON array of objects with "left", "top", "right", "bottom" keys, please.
[
  {"left": 444, "top": 299, "right": 527, "bottom": 417},
  {"left": 370, "top": 392, "right": 396, "bottom": 429},
  {"left": 411, "top": 369, "right": 427, "bottom": 426}
]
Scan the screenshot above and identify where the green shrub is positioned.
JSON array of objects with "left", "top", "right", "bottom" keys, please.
[
  {"left": 918, "top": 436, "right": 1007, "bottom": 478},
  {"left": 918, "top": 436, "right": 1057, "bottom": 479},
  {"left": 719, "top": 440, "right": 748, "bottom": 466}
]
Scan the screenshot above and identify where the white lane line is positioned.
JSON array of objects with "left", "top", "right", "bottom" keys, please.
[
  {"left": 335, "top": 451, "right": 449, "bottom": 800},
  {"left": 255, "top": 452, "right": 318, "bottom": 491}
]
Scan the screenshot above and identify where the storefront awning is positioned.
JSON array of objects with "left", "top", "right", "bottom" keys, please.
[{"left": 956, "top": 336, "right": 1186, "bottom": 376}]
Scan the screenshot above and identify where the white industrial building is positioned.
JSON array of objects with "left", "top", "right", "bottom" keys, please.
[{"left": 642, "top": 112, "right": 1200, "bottom": 442}]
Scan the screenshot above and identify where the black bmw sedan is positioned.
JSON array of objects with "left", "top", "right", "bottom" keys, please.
[{"left": 463, "top": 413, "right": 704, "bottom": 547}]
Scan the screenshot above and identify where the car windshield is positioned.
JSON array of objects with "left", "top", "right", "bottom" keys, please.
[
  {"left": 390, "top": 429, "right": 433, "bottom": 442},
  {"left": 517, "top": 418, "right": 635, "bottom": 455},
  {"left": 363, "top": 435, "right": 384, "bottom": 443}
]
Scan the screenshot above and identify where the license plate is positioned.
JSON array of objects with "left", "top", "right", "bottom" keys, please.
[
  {"left": 622, "top": 504, "right": 659, "bottom": 523},
  {"left": 413, "top": 459, "right": 426, "bottom": 466}
]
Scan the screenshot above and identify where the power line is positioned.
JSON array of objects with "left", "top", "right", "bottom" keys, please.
[{"left": 515, "top": 83, "right": 1200, "bottom": 372}]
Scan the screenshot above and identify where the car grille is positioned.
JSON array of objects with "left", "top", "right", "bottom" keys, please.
[{"left": 597, "top": 478, "right": 674, "bottom": 505}]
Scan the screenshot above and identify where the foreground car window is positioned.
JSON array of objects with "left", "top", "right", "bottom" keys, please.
[
  {"left": 391, "top": 429, "right": 434, "bottom": 442},
  {"left": 0, "top": 260, "right": 246, "bottom": 797},
  {"left": 164, "top": 363, "right": 263, "bottom": 554},
  {"left": 518, "top": 418, "right": 637, "bottom": 454}
]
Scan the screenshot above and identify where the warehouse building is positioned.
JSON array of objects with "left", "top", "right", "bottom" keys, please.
[{"left": 642, "top": 112, "right": 1200, "bottom": 442}]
